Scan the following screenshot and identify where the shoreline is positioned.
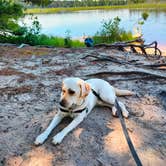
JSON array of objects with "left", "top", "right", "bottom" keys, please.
[
  {"left": 25, "top": 3, "right": 166, "bottom": 14},
  {"left": 160, "top": 45, "right": 166, "bottom": 56},
  {"left": 74, "top": 36, "right": 166, "bottom": 56},
  {"left": 0, "top": 43, "right": 165, "bottom": 56}
]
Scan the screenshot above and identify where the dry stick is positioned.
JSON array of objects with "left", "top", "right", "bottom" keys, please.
[
  {"left": 92, "top": 57, "right": 125, "bottom": 65},
  {"left": 86, "top": 71, "right": 166, "bottom": 80},
  {"left": 141, "top": 63, "right": 166, "bottom": 68},
  {"left": 85, "top": 54, "right": 131, "bottom": 65},
  {"left": 90, "top": 55, "right": 144, "bottom": 67},
  {"left": 82, "top": 54, "right": 124, "bottom": 64}
]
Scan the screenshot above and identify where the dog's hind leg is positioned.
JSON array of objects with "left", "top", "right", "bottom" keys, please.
[
  {"left": 34, "top": 111, "right": 64, "bottom": 145},
  {"left": 97, "top": 84, "right": 117, "bottom": 116},
  {"left": 97, "top": 85, "right": 129, "bottom": 118},
  {"left": 100, "top": 100, "right": 129, "bottom": 118}
]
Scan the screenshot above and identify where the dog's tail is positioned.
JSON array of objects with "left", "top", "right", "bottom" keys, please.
[{"left": 115, "top": 88, "right": 135, "bottom": 96}]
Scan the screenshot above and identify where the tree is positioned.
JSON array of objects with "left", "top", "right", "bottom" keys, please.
[
  {"left": 0, "top": 0, "right": 24, "bottom": 33},
  {"left": 24, "top": 0, "right": 53, "bottom": 7}
]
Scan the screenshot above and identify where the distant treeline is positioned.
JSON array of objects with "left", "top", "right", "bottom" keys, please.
[
  {"left": 24, "top": 0, "right": 149, "bottom": 8},
  {"left": 50, "top": 0, "right": 128, "bottom": 7}
]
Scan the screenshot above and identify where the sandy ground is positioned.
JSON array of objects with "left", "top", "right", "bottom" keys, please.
[{"left": 0, "top": 45, "right": 166, "bottom": 166}]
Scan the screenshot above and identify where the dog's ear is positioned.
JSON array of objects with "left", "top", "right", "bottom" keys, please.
[{"left": 78, "top": 80, "right": 91, "bottom": 98}]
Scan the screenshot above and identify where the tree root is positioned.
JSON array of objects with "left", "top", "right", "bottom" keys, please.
[
  {"left": 86, "top": 70, "right": 166, "bottom": 80},
  {"left": 94, "top": 39, "right": 162, "bottom": 59}
]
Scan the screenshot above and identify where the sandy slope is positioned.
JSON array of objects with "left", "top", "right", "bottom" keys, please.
[{"left": 0, "top": 45, "right": 166, "bottom": 166}]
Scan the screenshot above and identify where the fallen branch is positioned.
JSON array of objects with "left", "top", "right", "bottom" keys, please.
[
  {"left": 109, "top": 76, "right": 163, "bottom": 82},
  {"left": 141, "top": 63, "right": 166, "bottom": 68},
  {"left": 86, "top": 70, "right": 166, "bottom": 80},
  {"left": 83, "top": 54, "right": 131, "bottom": 65},
  {"left": 91, "top": 56, "right": 126, "bottom": 65}
]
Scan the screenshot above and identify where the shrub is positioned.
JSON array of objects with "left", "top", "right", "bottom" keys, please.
[
  {"left": 93, "top": 17, "right": 134, "bottom": 44},
  {"left": 64, "top": 30, "right": 72, "bottom": 48},
  {"left": 0, "top": 0, "right": 24, "bottom": 33}
]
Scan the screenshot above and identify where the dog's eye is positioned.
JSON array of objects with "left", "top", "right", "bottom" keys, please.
[
  {"left": 68, "top": 89, "right": 75, "bottom": 95},
  {"left": 62, "top": 89, "right": 66, "bottom": 94}
]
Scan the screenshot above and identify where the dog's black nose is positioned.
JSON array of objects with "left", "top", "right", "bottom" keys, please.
[{"left": 59, "top": 100, "right": 66, "bottom": 107}]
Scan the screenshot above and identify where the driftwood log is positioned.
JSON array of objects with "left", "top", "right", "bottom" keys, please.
[{"left": 94, "top": 39, "right": 162, "bottom": 59}]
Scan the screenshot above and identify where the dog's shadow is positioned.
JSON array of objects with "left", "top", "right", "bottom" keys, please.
[{"left": 43, "top": 106, "right": 131, "bottom": 166}]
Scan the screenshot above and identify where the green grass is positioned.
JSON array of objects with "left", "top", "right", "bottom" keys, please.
[
  {"left": 25, "top": 3, "right": 166, "bottom": 14},
  {"left": 0, "top": 34, "right": 85, "bottom": 48},
  {"left": 37, "top": 35, "right": 84, "bottom": 47},
  {"left": 71, "top": 39, "right": 85, "bottom": 48},
  {"left": 37, "top": 35, "right": 65, "bottom": 47}
]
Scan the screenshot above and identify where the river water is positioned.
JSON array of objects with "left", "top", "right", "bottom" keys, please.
[{"left": 23, "top": 9, "right": 166, "bottom": 49}]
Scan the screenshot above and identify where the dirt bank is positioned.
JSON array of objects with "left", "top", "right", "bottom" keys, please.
[{"left": 0, "top": 45, "right": 166, "bottom": 166}]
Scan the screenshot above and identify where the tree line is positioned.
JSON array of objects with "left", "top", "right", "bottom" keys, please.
[
  {"left": 24, "top": 0, "right": 148, "bottom": 8},
  {"left": 23, "top": 0, "right": 164, "bottom": 8}
]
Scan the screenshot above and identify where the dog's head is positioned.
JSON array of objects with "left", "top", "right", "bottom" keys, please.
[{"left": 59, "top": 77, "right": 91, "bottom": 109}]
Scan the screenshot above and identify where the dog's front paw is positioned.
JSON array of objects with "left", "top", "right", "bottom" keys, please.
[
  {"left": 52, "top": 134, "right": 64, "bottom": 145},
  {"left": 34, "top": 133, "right": 47, "bottom": 145}
]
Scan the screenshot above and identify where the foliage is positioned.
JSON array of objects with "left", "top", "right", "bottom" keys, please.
[
  {"left": 24, "top": 0, "right": 153, "bottom": 8},
  {"left": 0, "top": 1, "right": 84, "bottom": 49},
  {"left": 132, "top": 12, "right": 149, "bottom": 37},
  {"left": 128, "top": 0, "right": 146, "bottom": 3},
  {"left": 25, "top": 0, "right": 127, "bottom": 7},
  {"left": 141, "top": 12, "right": 149, "bottom": 21},
  {"left": 136, "top": 12, "right": 149, "bottom": 25},
  {"left": 0, "top": 1, "right": 151, "bottom": 48},
  {"left": 93, "top": 17, "right": 134, "bottom": 44},
  {"left": 24, "top": 0, "right": 53, "bottom": 7},
  {"left": 64, "top": 30, "right": 72, "bottom": 48},
  {"left": 1, "top": 34, "right": 84, "bottom": 47},
  {"left": 0, "top": 12, "right": 42, "bottom": 45},
  {"left": 0, "top": 0, "right": 24, "bottom": 33},
  {"left": 25, "top": 3, "right": 166, "bottom": 14}
]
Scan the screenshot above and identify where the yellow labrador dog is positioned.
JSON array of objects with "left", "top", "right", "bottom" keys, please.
[{"left": 35, "top": 77, "right": 134, "bottom": 145}]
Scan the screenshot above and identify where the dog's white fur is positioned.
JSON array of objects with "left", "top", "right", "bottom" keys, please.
[{"left": 34, "top": 77, "right": 134, "bottom": 145}]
